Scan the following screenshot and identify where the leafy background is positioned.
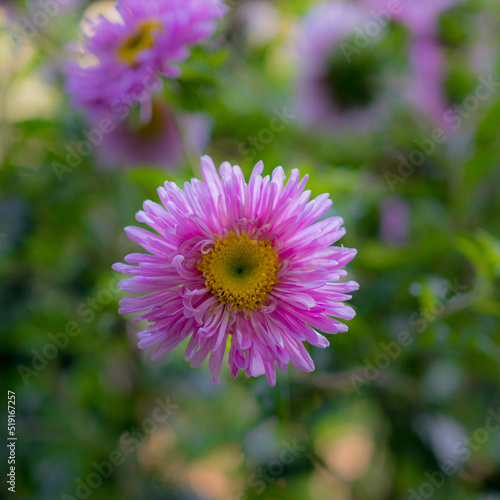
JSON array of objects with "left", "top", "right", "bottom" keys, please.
[{"left": 1, "top": 0, "right": 500, "bottom": 499}]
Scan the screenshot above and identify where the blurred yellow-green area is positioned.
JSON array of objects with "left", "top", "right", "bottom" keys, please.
[{"left": 1, "top": 1, "right": 500, "bottom": 499}]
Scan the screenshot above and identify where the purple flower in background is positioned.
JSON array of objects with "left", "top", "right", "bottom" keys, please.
[
  {"left": 113, "top": 156, "right": 358, "bottom": 385},
  {"left": 295, "top": 1, "right": 393, "bottom": 132},
  {"left": 94, "top": 100, "right": 211, "bottom": 169},
  {"left": 364, "top": 0, "right": 459, "bottom": 127},
  {"left": 65, "top": 0, "right": 226, "bottom": 119},
  {"left": 365, "top": 0, "right": 458, "bottom": 38}
]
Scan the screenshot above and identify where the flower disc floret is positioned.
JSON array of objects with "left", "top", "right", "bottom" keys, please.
[
  {"left": 118, "top": 20, "right": 163, "bottom": 65},
  {"left": 198, "top": 232, "right": 280, "bottom": 313}
]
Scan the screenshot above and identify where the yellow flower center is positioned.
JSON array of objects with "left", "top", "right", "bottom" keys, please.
[
  {"left": 198, "top": 232, "right": 280, "bottom": 312},
  {"left": 118, "top": 21, "right": 162, "bottom": 65},
  {"left": 133, "top": 100, "right": 167, "bottom": 138}
]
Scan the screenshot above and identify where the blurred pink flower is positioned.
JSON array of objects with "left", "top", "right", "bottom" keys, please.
[
  {"left": 363, "top": 0, "right": 459, "bottom": 127},
  {"left": 65, "top": 0, "right": 226, "bottom": 119},
  {"left": 295, "top": 1, "right": 393, "bottom": 132},
  {"left": 94, "top": 100, "right": 212, "bottom": 169},
  {"left": 113, "top": 156, "right": 358, "bottom": 385},
  {"left": 365, "top": 0, "right": 459, "bottom": 38}
]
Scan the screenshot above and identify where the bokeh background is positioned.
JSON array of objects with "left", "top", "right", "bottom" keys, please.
[{"left": 1, "top": 0, "right": 500, "bottom": 499}]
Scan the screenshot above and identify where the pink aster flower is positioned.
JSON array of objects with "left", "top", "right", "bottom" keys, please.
[
  {"left": 94, "top": 100, "right": 212, "bottom": 169},
  {"left": 113, "top": 156, "right": 358, "bottom": 386},
  {"left": 295, "top": 1, "right": 394, "bottom": 132},
  {"left": 65, "top": 0, "right": 226, "bottom": 119}
]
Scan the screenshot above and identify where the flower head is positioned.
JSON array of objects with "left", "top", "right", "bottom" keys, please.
[
  {"left": 113, "top": 156, "right": 358, "bottom": 385},
  {"left": 93, "top": 100, "right": 211, "bottom": 169},
  {"left": 65, "top": 0, "right": 226, "bottom": 119},
  {"left": 364, "top": 0, "right": 459, "bottom": 38},
  {"left": 295, "top": 1, "right": 393, "bottom": 131},
  {"left": 362, "top": 0, "right": 458, "bottom": 127}
]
